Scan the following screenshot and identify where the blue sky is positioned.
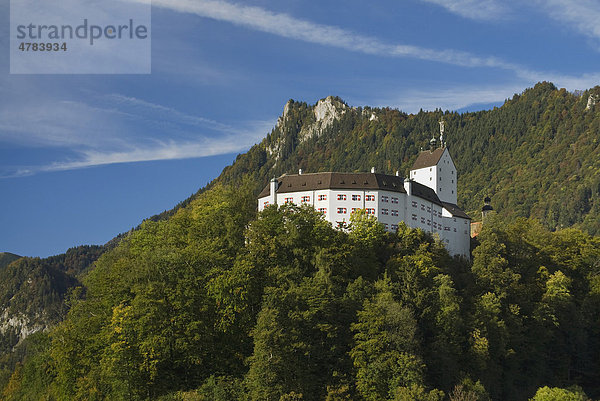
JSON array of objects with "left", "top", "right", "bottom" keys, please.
[{"left": 1, "top": 0, "right": 600, "bottom": 257}]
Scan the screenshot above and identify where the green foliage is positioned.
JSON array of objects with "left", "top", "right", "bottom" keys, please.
[
  {"left": 0, "top": 253, "right": 21, "bottom": 270},
  {"left": 350, "top": 277, "right": 425, "bottom": 400},
  {"left": 3, "top": 185, "right": 600, "bottom": 400},
  {"left": 214, "top": 83, "right": 600, "bottom": 236},
  {"left": 0, "top": 245, "right": 105, "bottom": 363},
  {"left": 390, "top": 384, "right": 444, "bottom": 401},
  {"left": 529, "top": 386, "right": 589, "bottom": 401},
  {"left": 5, "top": 82, "right": 600, "bottom": 400}
]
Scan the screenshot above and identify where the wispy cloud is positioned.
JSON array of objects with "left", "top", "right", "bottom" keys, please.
[
  {"left": 419, "top": 0, "right": 508, "bottom": 20},
  {"left": 145, "top": 0, "right": 520, "bottom": 71},
  {"left": 5, "top": 132, "right": 265, "bottom": 178},
  {"left": 535, "top": 0, "right": 600, "bottom": 42},
  {"left": 0, "top": 93, "right": 274, "bottom": 178},
  {"left": 142, "top": 0, "right": 600, "bottom": 89},
  {"left": 104, "top": 94, "right": 237, "bottom": 133}
]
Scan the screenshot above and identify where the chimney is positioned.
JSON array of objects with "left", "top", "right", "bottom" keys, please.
[
  {"left": 371, "top": 167, "right": 375, "bottom": 173},
  {"left": 270, "top": 178, "right": 277, "bottom": 205},
  {"left": 298, "top": 168, "right": 303, "bottom": 175},
  {"left": 395, "top": 171, "right": 400, "bottom": 176},
  {"left": 404, "top": 179, "right": 411, "bottom": 195}
]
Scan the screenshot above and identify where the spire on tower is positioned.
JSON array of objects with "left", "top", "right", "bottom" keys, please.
[{"left": 439, "top": 119, "right": 445, "bottom": 147}]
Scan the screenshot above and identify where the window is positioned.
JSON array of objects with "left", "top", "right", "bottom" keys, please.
[
  {"left": 440, "top": 177, "right": 442, "bottom": 181},
  {"left": 301, "top": 196, "right": 310, "bottom": 203},
  {"left": 391, "top": 210, "right": 398, "bottom": 216},
  {"left": 318, "top": 194, "right": 327, "bottom": 201},
  {"left": 412, "top": 214, "right": 417, "bottom": 221},
  {"left": 464, "top": 220, "right": 468, "bottom": 225},
  {"left": 430, "top": 177, "right": 432, "bottom": 181},
  {"left": 391, "top": 224, "right": 398, "bottom": 230},
  {"left": 366, "top": 208, "right": 375, "bottom": 215},
  {"left": 384, "top": 223, "right": 389, "bottom": 230},
  {"left": 421, "top": 204, "right": 425, "bottom": 211},
  {"left": 453, "top": 218, "right": 456, "bottom": 222},
  {"left": 284, "top": 197, "right": 293, "bottom": 203},
  {"left": 444, "top": 226, "right": 450, "bottom": 231},
  {"left": 427, "top": 206, "right": 431, "bottom": 213},
  {"left": 337, "top": 194, "right": 347, "bottom": 201},
  {"left": 391, "top": 197, "right": 398, "bottom": 204},
  {"left": 337, "top": 207, "right": 347, "bottom": 214},
  {"left": 336, "top": 221, "right": 345, "bottom": 228},
  {"left": 412, "top": 201, "right": 418, "bottom": 208},
  {"left": 421, "top": 217, "right": 425, "bottom": 224},
  {"left": 263, "top": 201, "right": 269, "bottom": 207},
  {"left": 351, "top": 208, "right": 359, "bottom": 213},
  {"left": 464, "top": 230, "right": 468, "bottom": 234},
  {"left": 381, "top": 196, "right": 389, "bottom": 202},
  {"left": 318, "top": 208, "right": 327, "bottom": 214},
  {"left": 454, "top": 228, "right": 457, "bottom": 232},
  {"left": 352, "top": 194, "right": 361, "bottom": 201},
  {"left": 381, "top": 209, "right": 389, "bottom": 215},
  {"left": 366, "top": 194, "right": 375, "bottom": 201},
  {"left": 427, "top": 219, "right": 431, "bottom": 226}
]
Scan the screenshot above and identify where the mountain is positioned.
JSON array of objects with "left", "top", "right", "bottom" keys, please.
[
  {"left": 212, "top": 83, "right": 600, "bottom": 235},
  {"left": 2, "top": 82, "right": 600, "bottom": 400},
  {"left": 0, "top": 245, "right": 106, "bottom": 356},
  {"left": 0, "top": 253, "right": 21, "bottom": 270}
]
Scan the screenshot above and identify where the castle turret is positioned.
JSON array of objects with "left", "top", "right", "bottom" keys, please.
[{"left": 482, "top": 196, "right": 493, "bottom": 221}]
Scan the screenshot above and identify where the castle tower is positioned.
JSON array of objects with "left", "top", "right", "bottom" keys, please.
[
  {"left": 482, "top": 196, "right": 493, "bottom": 220},
  {"left": 409, "top": 124, "right": 457, "bottom": 204}
]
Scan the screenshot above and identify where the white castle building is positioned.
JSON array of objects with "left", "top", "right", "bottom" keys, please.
[{"left": 258, "top": 125, "right": 471, "bottom": 258}]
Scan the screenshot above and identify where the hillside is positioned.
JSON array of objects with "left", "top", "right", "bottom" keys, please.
[
  {"left": 0, "top": 245, "right": 106, "bottom": 357},
  {"left": 3, "top": 186, "right": 600, "bottom": 400},
  {"left": 213, "top": 82, "right": 600, "bottom": 235},
  {"left": 0, "top": 253, "right": 21, "bottom": 270},
  {"left": 2, "top": 82, "right": 600, "bottom": 400}
]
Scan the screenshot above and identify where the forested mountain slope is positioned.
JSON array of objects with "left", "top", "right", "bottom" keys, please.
[
  {"left": 0, "top": 246, "right": 106, "bottom": 357},
  {"left": 2, "top": 82, "right": 600, "bottom": 400},
  {"left": 215, "top": 82, "right": 600, "bottom": 234},
  {"left": 0, "top": 253, "right": 21, "bottom": 270},
  {"left": 3, "top": 186, "right": 600, "bottom": 401}
]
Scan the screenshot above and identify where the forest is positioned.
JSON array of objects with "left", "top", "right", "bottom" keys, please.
[
  {"left": 1, "top": 182, "right": 600, "bottom": 400},
  {"left": 1, "top": 82, "right": 600, "bottom": 400}
]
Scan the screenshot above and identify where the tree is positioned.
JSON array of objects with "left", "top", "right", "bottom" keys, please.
[{"left": 350, "top": 278, "right": 425, "bottom": 400}]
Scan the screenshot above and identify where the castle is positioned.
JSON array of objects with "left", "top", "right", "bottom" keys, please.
[{"left": 258, "top": 122, "right": 471, "bottom": 258}]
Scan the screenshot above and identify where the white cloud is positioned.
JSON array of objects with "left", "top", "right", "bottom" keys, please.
[
  {"left": 0, "top": 100, "right": 129, "bottom": 148},
  {"left": 0, "top": 91, "right": 275, "bottom": 178},
  {"left": 419, "top": 0, "right": 507, "bottom": 20},
  {"left": 33, "top": 131, "right": 266, "bottom": 173},
  {"left": 104, "top": 94, "right": 237, "bottom": 133},
  {"left": 535, "top": 0, "right": 600, "bottom": 42},
  {"left": 140, "top": 0, "right": 600, "bottom": 88},
  {"left": 143, "top": 0, "right": 520, "bottom": 71}
]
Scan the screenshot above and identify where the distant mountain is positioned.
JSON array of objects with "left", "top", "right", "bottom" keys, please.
[
  {"left": 0, "top": 245, "right": 106, "bottom": 355},
  {"left": 0, "top": 253, "right": 21, "bottom": 270}
]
